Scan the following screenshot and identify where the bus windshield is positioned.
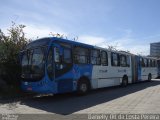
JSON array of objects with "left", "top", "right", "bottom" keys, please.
[{"left": 21, "top": 47, "right": 46, "bottom": 81}]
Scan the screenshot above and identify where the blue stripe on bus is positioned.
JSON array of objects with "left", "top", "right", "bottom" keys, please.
[
  {"left": 21, "top": 64, "right": 93, "bottom": 94},
  {"left": 55, "top": 64, "right": 93, "bottom": 93}
]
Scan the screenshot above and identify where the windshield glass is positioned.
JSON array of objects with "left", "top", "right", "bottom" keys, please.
[{"left": 21, "top": 47, "right": 46, "bottom": 81}]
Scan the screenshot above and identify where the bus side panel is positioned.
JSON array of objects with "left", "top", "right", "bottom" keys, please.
[
  {"left": 91, "top": 65, "right": 113, "bottom": 89},
  {"left": 91, "top": 52, "right": 132, "bottom": 89},
  {"left": 57, "top": 79, "right": 73, "bottom": 93},
  {"left": 55, "top": 64, "right": 93, "bottom": 93}
]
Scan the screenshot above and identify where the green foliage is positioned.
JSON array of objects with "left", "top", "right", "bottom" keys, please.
[{"left": 0, "top": 22, "right": 28, "bottom": 87}]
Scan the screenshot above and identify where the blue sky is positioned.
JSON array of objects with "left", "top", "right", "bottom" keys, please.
[{"left": 1, "top": 0, "right": 160, "bottom": 55}]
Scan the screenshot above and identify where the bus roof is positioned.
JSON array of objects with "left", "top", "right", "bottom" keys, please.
[
  {"left": 50, "top": 37, "right": 94, "bottom": 48},
  {"left": 23, "top": 37, "right": 159, "bottom": 60}
]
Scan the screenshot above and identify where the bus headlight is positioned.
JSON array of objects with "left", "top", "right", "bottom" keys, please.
[{"left": 24, "top": 82, "right": 28, "bottom": 85}]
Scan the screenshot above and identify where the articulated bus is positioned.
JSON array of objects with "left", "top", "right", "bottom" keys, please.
[{"left": 20, "top": 37, "right": 158, "bottom": 94}]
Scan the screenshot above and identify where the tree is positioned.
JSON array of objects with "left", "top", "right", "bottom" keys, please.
[{"left": 0, "top": 22, "right": 28, "bottom": 88}]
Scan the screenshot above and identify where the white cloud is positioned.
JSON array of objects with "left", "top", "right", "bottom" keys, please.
[
  {"left": 78, "top": 35, "right": 107, "bottom": 46},
  {"left": 108, "top": 37, "right": 150, "bottom": 56},
  {"left": 78, "top": 33, "right": 150, "bottom": 56},
  {"left": 78, "top": 29, "right": 135, "bottom": 51},
  {"left": 78, "top": 33, "right": 133, "bottom": 50},
  {"left": 129, "top": 45, "right": 149, "bottom": 55},
  {"left": 105, "top": 29, "right": 151, "bottom": 56},
  {"left": 23, "top": 24, "right": 67, "bottom": 39},
  {"left": 0, "top": 24, "right": 151, "bottom": 56},
  {"left": 1, "top": 22, "right": 68, "bottom": 40}
]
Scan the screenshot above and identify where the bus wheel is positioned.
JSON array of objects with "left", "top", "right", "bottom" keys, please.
[
  {"left": 77, "top": 79, "right": 89, "bottom": 95},
  {"left": 148, "top": 74, "right": 152, "bottom": 82},
  {"left": 121, "top": 77, "right": 128, "bottom": 87}
]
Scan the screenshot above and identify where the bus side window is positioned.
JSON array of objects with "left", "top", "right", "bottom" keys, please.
[
  {"left": 73, "top": 46, "right": 89, "bottom": 64},
  {"left": 63, "top": 48, "right": 72, "bottom": 63},
  {"left": 141, "top": 58, "right": 145, "bottom": 67},
  {"left": 111, "top": 53, "right": 119, "bottom": 66},
  {"left": 153, "top": 60, "right": 156, "bottom": 67},
  {"left": 150, "top": 60, "right": 153, "bottom": 67},
  {"left": 101, "top": 51, "right": 108, "bottom": 66},
  {"left": 148, "top": 59, "right": 151, "bottom": 67},
  {"left": 120, "top": 55, "right": 127, "bottom": 67},
  {"left": 54, "top": 47, "right": 60, "bottom": 63},
  {"left": 146, "top": 59, "right": 149, "bottom": 67},
  {"left": 126, "top": 56, "right": 130, "bottom": 67},
  {"left": 144, "top": 59, "right": 148, "bottom": 67},
  {"left": 91, "top": 49, "right": 100, "bottom": 65},
  {"left": 155, "top": 60, "right": 157, "bottom": 67},
  {"left": 47, "top": 47, "right": 53, "bottom": 79}
]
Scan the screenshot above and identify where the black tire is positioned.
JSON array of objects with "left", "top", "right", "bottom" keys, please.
[
  {"left": 121, "top": 77, "right": 128, "bottom": 87},
  {"left": 148, "top": 74, "right": 152, "bottom": 82},
  {"left": 77, "top": 79, "right": 90, "bottom": 95}
]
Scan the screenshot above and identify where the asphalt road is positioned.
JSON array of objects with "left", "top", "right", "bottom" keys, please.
[{"left": 0, "top": 79, "right": 160, "bottom": 120}]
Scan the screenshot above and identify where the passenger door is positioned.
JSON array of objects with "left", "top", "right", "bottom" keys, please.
[
  {"left": 54, "top": 44, "right": 73, "bottom": 93},
  {"left": 46, "top": 46, "right": 54, "bottom": 81},
  {"left": 54, "top": 46, "right": 72, "bottom": 78}
]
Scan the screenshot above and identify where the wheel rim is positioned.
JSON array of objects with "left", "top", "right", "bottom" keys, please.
[
  {"left": 80, "top": 83, "right": 87, "bottom": 92},
  {"left": 123, "top": 79, "right": 127, "bottom": 86}
]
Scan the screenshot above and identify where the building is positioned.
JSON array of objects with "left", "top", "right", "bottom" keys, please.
[{"left": 150, "top": 42, "right": 160, "bottom": 57}]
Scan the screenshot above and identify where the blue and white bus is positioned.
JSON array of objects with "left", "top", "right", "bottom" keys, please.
[{"left": 20, "top": 37, "right": 158, "bottom": 94}]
